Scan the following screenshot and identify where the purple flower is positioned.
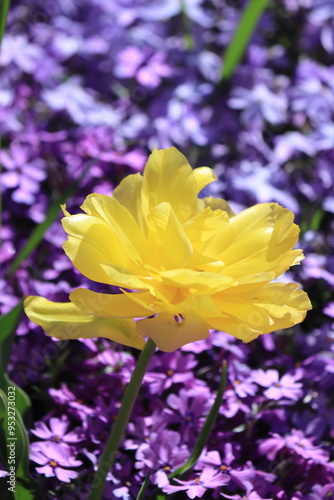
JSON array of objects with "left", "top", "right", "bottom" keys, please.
[
  {"left": 135, "top": 430, "right": 189, "bottom": 487},
  {"left": 259, "top": 430, "right": 330, "bottom": 463},
  {"left": 166, "top": 388, "right": 212, "bottom": 442},
  {"left": 30, "top": 441, "right": 82, "bottom": 482},
  {"left": 162, "top": 468, "right": 228, "bottom": 498},
  {"left": 252, "top": 369, "right": 303, "bottom": 401},
  {"left": 228, "top": 83, "right": 287, "bottom": 128},
  {"left": 163, "top": 468, "right": 229, "bottom": 498},
  {"left": 144, "top": 351, "right": 198, "bottom": 394},
  {"left": 31, "top": 417, "right": 83, "bottom": 444},
  {"left": 0, "top": 142, "right": 46, "bottom": 204}
]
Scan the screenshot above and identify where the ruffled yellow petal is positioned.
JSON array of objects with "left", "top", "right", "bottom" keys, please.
[
  {"left": 136, "top": 312, "right": 209, "bottom": 352},
  {"left": 112, "top": 173, "right": 145, "bottom": 229},
  {"left": 201, "top": 196, "right": 235, "bottom": 217},
  {"left": 81, "top": 193, "right": 152, "bottom": 264},
  {"left": 204, "top": 203, "right": 302, "bottom": 279},
  {"left": 161, "top": 268, "right": 233, "bottom": 293},
  {"left": 62, "top": 212, "right": 145, "bottom": 284},
  {"left": 193, "top": 167, "right": 217, "bottom": 193},
  {"left": 24, "top": 296, "right": 145, "bottom": 350},
  {"left": 147, "top": 202, "right": 193, "bottom": 270},
  {"left": 206, "top": 283, "right": 312, "bottom": 342},
  {"left": 69, "top": 288, "right": 153, "bottom": 318},
  {"left": 141, "top": 147, "right": 198, "bottom": 223}
]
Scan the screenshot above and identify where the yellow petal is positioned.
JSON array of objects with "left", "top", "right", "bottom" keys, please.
[
  {"left": 161, "top": 268, "right": 233, "bottom": 292},
  {"left": 206, "top": 283, "right": 312, "bottom": 342},
  {"left": 24, "top": 296, "right": 145, "bottom": 350},
  {"left": 136, "top": 312, "right": 209, "bottom": 352},
  {"left": 81, "top": 193, "right": 153, "bottom": 266},
  {"left": 62, "top": 213, "right": 145, "bottom": 284},
  {"left": 193, "top": 167, "right": 217, "bottom": 192},
  {"left": 147, "top": 202, "right": 193, "bottom": 270},
  {"left": 183, "top": 206, "right": 229, "bottom": 248},
  {"left": 112, "top": 173, "right": 145, "bottom": 229},
  {"left": 205, "top": 203, "right": 301, "bottom": 278},
  {"left": 69, "top": 288, "right": 153, "bottom": 318},
  {"left": 201, "top": 196, "right": 235, "bottom": 217},
  {"left": 141, "top": 147, "right": 198, "bottom": 222}
]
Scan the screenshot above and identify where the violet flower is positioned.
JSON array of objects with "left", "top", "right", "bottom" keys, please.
[{"left": 30, "top": 441, "right": 82, "bottom": 482}]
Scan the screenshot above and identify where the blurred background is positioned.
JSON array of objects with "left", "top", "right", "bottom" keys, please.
[{"left": 1, "top": 1, "right": 334, "bottom": 498}]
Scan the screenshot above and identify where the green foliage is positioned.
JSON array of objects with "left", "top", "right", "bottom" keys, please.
[
  {"left": 0, "top": 0, "right": 11, "bottom": 45},
  {"left": 221, "top": 0, "right": 270, "bottom": 80}
]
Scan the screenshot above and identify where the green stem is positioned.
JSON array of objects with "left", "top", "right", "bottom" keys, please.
[
  {"left": 169, "top": 360, "right": 227, "bottom": 479},
  {"left": 88, "top": 338, "right": 156, "bottom": 500}
]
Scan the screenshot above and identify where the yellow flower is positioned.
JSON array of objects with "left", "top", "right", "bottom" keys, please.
[{"left": 24, "top": 147, "right": 311, "bottom": 352}]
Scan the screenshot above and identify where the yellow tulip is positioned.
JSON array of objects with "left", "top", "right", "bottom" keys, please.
[{"left": 24, "top": 147, "right": 311, "bottom": 351}]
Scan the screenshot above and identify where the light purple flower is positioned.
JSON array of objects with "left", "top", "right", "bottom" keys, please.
[
  {"left": 0, "top": 142, "right": 46, "bottom": 204},
  {"left": 252, "top": 369, "right": 303, "bottom": 401},
  {"left": 228, "top": 83, "right": 287, "bottom": 128},
  {"left": 135, "top": 430, "right": 189, "bottom": 487},
  {"left": 30, "top": 441, "right": 82, "bottom": 482},
  {"left": 163, "top": 468, "right": 229, "bottom": 498},
  {"left": 31, "top": 417, "right": 83, "bottom": 444},
  {"left": 259, "top": 429, "right": 330, "bottom": 463}
]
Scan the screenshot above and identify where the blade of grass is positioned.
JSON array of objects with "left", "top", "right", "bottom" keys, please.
[
  {"left": 0, "top": 0, "right": 10, "bottom": 45},
  {"left": 169, "top": 361, "right": 227, "bottom": 478},
  {"left": 6, "top": 159, "right": 95, "bottom": 277},
  {"left": 221, "top": 0, "right": 270, "bottom": 81}
]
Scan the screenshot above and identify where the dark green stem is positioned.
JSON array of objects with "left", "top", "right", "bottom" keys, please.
[{"left": 88, "top": 338, "right": 156, "bottom": 500}]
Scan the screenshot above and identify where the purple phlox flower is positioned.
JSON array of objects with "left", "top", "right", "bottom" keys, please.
[
  {"left": 307, "top": 483, "right": 334, "bottom": 500},
  {"left": 42, "top": 77, "right": 121, "bottom": 126},
  {"left": 30, "top": 441, "right": 82, "bottom": 482},
  {"left": 231, "top": 160, "right": 299, "bottom": 213},
  {"left": 259, "top": 429, "right": 329, "bottom": 463},
  {"left": 124, "top": 412, "right": 170, "bottom": 451},
  {"left": 309, "top": 0, "right": 334, "bottom": 24},
  {"left": 31, "top": 417, "right": 83, "bottom": 444},
  {"left": 162, "top": 467, "right": 229, "bottom": 498},
  {"left": 135, "top": 430, "right": 189, "bottom": 487},
  {"left": 97, "top": 347, "right": 135, "bottom": 381},
  {"left": 220, "top": 389, "right": 251, "bottom": 418},
  {"left": 221, "top": 491, "right": 274, "bottom": 500},
  {"left": 0, "top": 34, "right": 44, "bottom": 73},
  {"left": 197, "top": 51, "right": 222, "bottom": 83},
  {"left": 273, "top": 132, "right": 316, "bottom": 165},
  {"left": 49, "top": 384, "right": 95, "bottom": 422},
  {"left": 312, "top": 123, "right": 334, "bottom": 151},
  {"left": 252, "top": 369, "right": 303, "bottom": 401},
  {"left": 302, "top": 253, "right": 334, "bottom": 286},
  {"left": 228, "top": 360, "right": 257, "bottom": 398},
  {"left": 228, "top": 83, "right": 287, "bottom": 128},
  {"left": 114, "top": 46, "right": 172, "bottom": 88},
  {"left": 290, "top": 77, "right": 334, "bottom": 125},
  {"left": 0, "top": 142, "right": 46, "bottom": 204},
  {"left": 133, "top": 0, "right": 215, "bottom": 26},
  {"left": 144, "top": 351, "right": 198, "bottom": 395},
  {"left": 197, "top": 444, "right": 262, "bottom": 494},
  {"left": 324, "top": 301, "right": 334, "bottom": 318},
  {"left": 166, "top": 388, "right": 212, "bottom": 442},
  {"left": 210, "top": 330, "right": 247, "bottom": 359}
]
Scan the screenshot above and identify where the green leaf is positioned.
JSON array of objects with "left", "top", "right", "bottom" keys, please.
[
  {"left": 136, "top": 473, "right": 151, "bottom": 500},
  {"left": 169, "top": 361, "right": 227, "bottom": 478},
  {"left": 0, "top": 389, "right": 41, "bottom": 500},
  {"left": 6, "top": 159, "right": 95, "bottom": 277},
  {"left": 221, "top": 0, "right": 270, "bottom": 80},
  {"left": 0, "top": 0, "right": 11, "bottom": 46},
  {"left": 0, "top": 302, "right": 23, "bottom": 378}
]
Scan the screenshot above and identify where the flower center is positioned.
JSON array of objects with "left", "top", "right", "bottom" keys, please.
[
  {"left": 166, "top": 369, "right": 174, "bottom": 376},
  {"left": 49, "top": 461, "right": 58, "bottom": 467}
]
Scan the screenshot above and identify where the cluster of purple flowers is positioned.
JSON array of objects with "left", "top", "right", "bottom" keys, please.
[{"left": 1, "top": 0, "right": 334, "bottom": 498}]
